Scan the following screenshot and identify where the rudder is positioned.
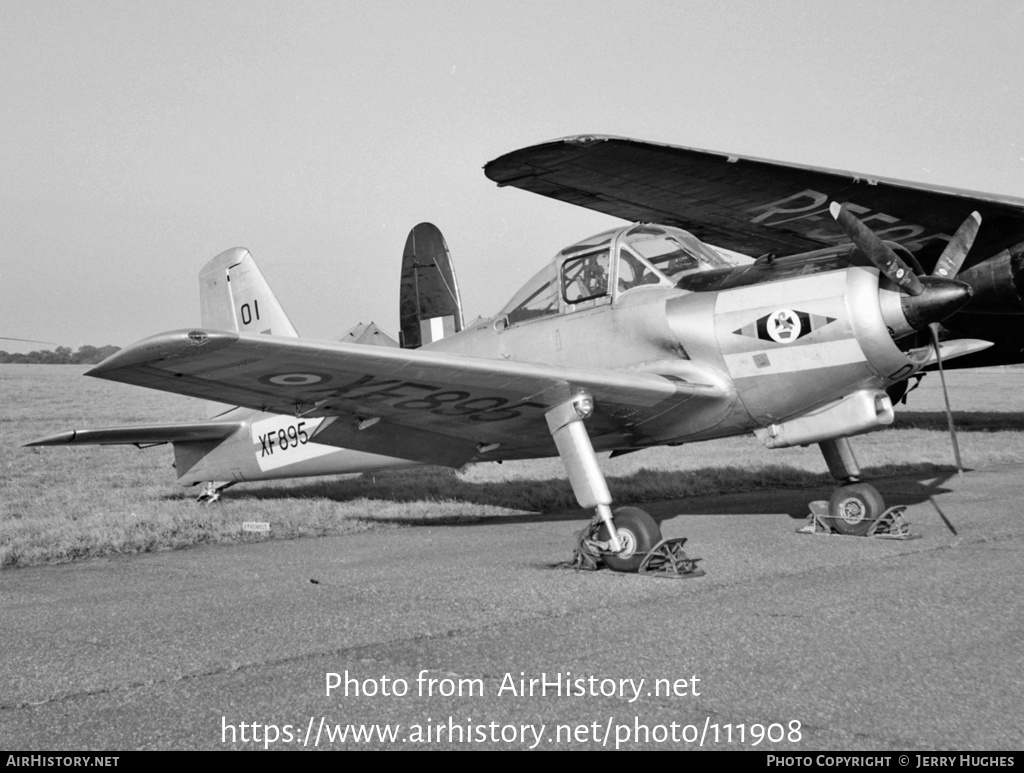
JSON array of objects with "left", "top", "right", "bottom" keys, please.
[{"left": 399, "top": 223, "right": 464, "bottom": 348}]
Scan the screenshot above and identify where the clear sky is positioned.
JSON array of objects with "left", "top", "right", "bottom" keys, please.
[{"left": 2, "top": 0, "right": 1023, "bottom": 348}]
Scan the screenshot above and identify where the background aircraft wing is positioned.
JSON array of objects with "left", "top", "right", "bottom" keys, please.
[
  {"left": 27, "top": 422, "right": 244, "bottom": 447},
  {"left": 485, "top": 135, "right": 1024, "bottom": 269},
  {"left": 81, "top": 329, "right": 735, "bottom": 466}
]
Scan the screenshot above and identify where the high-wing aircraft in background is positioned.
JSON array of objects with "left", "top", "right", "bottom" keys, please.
[{"left": 29, "top": 135, "right": 1024, "bottom": 574}]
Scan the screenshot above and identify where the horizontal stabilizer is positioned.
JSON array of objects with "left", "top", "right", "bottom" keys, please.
[
  {"left": 335, "top": 321, "right": 400, "bottom": 347},
  {"left": 25, "top": 422, "right": 244, "bottom": 447}
]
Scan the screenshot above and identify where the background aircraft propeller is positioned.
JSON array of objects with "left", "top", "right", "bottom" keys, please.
[
  {"left": 924, "top": 212, "right": 982, "bottom": 477},
  {"left": 0, "top": 337, "right": 58, "bottom": 346},
  {"left": 933, "top": 212, "right": 981, "bottom": 280},
  {"left": 831, "top": 204, "right": 981, "bottom": 477},
  {"left": 830, "top": 202, "right": 925, "bottom": 295}
]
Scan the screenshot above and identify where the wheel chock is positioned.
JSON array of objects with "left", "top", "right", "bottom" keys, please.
[
  {"left": 569, "top": 525, "right": 705, "bottom": 577},
  {"left": 569, "top": 523, "right": 609, "bottom": 571},
  {"left": 798, "top": 501, "right": 921, "bottom": 540}
]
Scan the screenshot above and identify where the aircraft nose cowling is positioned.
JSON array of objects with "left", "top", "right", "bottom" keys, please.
[{"left": 899, "top": 276, "right": 973, "bottom": 330}]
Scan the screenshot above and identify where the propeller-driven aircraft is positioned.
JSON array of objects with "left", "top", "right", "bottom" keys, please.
[{"left": 29, "top": 135, "right": 1024, "bottom": 574}]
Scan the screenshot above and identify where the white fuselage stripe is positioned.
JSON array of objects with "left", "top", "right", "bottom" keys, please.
[
  {"left": 724, "top": 338, "right": 864, "bottom": 379},
  {"left": 250, "top": 415, "right": 338, "bottom": 472},
  {"left": 715, "top": 272, "right": 848, "bottom": 314}
]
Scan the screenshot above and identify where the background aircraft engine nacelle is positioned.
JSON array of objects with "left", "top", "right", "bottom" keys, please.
[
  {"left": 666, "top": 267, "right": 927, "bottom": 430},
  {"left": 956, "top": 242, "right": 1024, "bottom": 314}
]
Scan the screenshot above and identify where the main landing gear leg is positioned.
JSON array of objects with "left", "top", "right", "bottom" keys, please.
[
  {"left": 545, "top": 396, "right": 623, "bottom": 552},
  {"left": 545, "top": 395, "right": 703, "bottom": 576},
  {"left": 801, "top": 438, "right": 914, "bottom": 539}
]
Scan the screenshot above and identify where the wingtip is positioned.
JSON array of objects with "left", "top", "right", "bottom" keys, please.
[
  {"left": 85, "top": 329, "right": 239, "bottom": 378},
  {"left": 23, "top": 431, "right": 76, "bottom": 447}
]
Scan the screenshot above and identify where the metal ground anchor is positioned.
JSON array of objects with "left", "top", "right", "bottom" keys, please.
[{"left": 637, "top": 537, "right": 705, "bottom": 578}]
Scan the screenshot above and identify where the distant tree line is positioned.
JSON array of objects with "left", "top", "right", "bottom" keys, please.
[{"left": 0, "top": 345, "right": 120, "bottom": 365}]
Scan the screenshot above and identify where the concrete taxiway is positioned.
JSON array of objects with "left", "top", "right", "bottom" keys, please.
[{"left": 1, "top": 465, "right": 1021, "bottom": 750}]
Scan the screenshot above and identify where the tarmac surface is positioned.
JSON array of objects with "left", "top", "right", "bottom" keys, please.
[{"left": 1, "top": 464, "right": 1022, "bottom": 751}]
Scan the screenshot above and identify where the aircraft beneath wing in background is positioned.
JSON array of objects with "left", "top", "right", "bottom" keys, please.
[
  {"left": 485, "top": 135, "right": 1024, "bottom": 372},
  {"left": 28, "top": 135, "right": 1024, "bottom": 575}
]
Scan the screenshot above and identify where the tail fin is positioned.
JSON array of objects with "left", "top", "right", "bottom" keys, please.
[
  {"left": 399, "top": 223, "right": 464, "bottom": 348},
  {"left": 199, "top": 248, "right": 299, "bottom": 337}
]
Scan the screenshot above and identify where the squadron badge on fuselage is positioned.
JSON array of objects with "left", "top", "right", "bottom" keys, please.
[{"left": 733, "top": 309, "right": 835, "bottom": 345}]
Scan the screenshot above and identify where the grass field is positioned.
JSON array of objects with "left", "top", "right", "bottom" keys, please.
[{"left": 3, "top": 363, "right": 1024, "bottom": 568}]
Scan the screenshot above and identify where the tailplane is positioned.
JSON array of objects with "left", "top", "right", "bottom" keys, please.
[
  {"left": 399, "top": 223, "right": 464, "bottom": 348},
  {"left": 199, "top": 248, "right": 299, "bottom": 337}
]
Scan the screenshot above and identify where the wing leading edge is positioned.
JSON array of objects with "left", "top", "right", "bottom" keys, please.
[{"left": 81, "top": 328, "right": 736, "bottom": 463}]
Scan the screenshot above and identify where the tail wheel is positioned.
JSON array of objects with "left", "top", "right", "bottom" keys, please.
[
  {"left": 599, "top": 507, "right": 661, "bottom": 572},
  {"left": 828, "top": 482, "right": 885, "bottom": 536}
]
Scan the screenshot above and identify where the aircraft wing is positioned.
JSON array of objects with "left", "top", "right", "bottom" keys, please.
[
  {"left": 485, "top": 135, "right": 1024, "bottom": 268},
  {"left": 27, "top": 422, "right": 244, "bottom": 447},
  {"left": 79, "top": 329, "right": 734, "bottom": 466}
]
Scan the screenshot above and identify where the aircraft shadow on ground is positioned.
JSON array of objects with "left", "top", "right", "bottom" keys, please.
[
  {"left": 169, "top": 464, "right": 963, "bottom": 528},
  {"left": 894, "top": 411, "right": 1024, "bottom": 431}
]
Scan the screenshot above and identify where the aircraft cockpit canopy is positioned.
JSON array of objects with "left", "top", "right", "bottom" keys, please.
[
  {"left": 498, "top": 224, "right": 733, "bottom": 325},
  {"left": 500, "top": 263, "right": 560, "bottom": 324},
  {"left": 619, "top": 225, "right": 731, "bottom": 280}
]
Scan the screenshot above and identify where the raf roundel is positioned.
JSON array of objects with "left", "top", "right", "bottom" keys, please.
[{"left": 259, "top": 372, "right": 332, "bottom": 386}]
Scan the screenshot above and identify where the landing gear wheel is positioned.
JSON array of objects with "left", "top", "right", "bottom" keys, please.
[
  {"left": 598, "top": 507, "right": 661, "bottom": 572},
  {"left": 828, "top": 482, "right": 885, "bottom": 536}
]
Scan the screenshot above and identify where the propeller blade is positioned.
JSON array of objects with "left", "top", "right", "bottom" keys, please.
[
  {"left": 830, "top": 202, "right": 925, "bottom": 296},
  {"left": 928, "top": 322, "right": 964, "bottom": 477},
  {"left": 933, "top": 211, "right": 981, "bottom": 279}
]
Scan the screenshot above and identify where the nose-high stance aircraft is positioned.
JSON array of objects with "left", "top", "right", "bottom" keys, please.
[{"left": 31, "top": 135, "right": 1024, "bottom": 573}]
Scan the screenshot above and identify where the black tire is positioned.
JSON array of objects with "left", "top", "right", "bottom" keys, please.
[
  {"left": 598, "top": 507, "right": 662, "bottom": 572},
  {"left": 828, "top": 483, "right": 885, "bottom": 536}
]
